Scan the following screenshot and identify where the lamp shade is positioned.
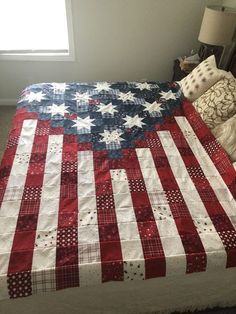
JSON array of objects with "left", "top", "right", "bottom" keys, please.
[{"left": 198, "top": 6, "right": 236, "bottom": 46}]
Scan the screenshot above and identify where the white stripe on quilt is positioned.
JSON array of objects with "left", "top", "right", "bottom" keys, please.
[
  {"left": 110, "top": 168, "right": 145, "bottom": 280},
  {"left": 31, "top": 135, "right": 63, "bottom": 293},
  {"left": 158, "top": 131, "right": 227, "bottom": 270},
  {"left": 175, "top": 117, "right": 236, "bottom": 226},
  {"left": 136, "top": 148, "right": 186, "bottom": 276},
  {"left": 77, "top": 151, "right": 101, "bottom": 287},
  {"left": 0, "top": 119, "right": 37, "bottom": 300}
]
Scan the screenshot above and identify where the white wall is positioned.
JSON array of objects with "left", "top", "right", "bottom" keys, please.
[
  {"left": 222, "top": 0, "right": 236, "bottom": 7},
  {"left": 221, "top": 0, "right": 236, "bottom": 68},
  {"left": 0, "top": 0, "right": 221, "bottom": 104}
]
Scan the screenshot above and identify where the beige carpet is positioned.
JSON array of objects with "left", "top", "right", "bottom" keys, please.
[{"left": 0, "top": 106, "right": 16, "bottom": 161}]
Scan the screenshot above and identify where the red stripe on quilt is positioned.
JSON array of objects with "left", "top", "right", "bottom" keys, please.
[
  {"left": 93, "top": 150, "right": 123, "bottom": 283},
  {"left": 7, "top": 119, "right": 49, "bottom": 298},
  {"left": 123, "top": 149, "right": 166, "bottom": 279},
  {"left": 56, "top": 134, "right": 79, "bottom": 290},
  {"left": 182, "top": 101, "right": 236, "bottom": 198},
  {"left": 172, "top": 112, "right": 236, "bottom": 268},
  {"left": 0, "top": 108, "right": 37, "bottom": 202},
  {"left": 0, "top": 123, "right": 23, "bottom": 203},
  {"left": 146, "top": 132, "right": 207, "bottom": 273}
]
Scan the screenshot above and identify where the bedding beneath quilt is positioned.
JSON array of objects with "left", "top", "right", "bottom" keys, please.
[
  {"left": 0, "top": 81, "right": 235, "bottom": 302},
  {"left": 1, "top": 268, "right": 236, "bottom": 314}
]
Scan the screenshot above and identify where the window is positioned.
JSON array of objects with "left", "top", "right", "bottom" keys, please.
[{"left": 0, "top": 0, "right": 74, "bottom": 61}]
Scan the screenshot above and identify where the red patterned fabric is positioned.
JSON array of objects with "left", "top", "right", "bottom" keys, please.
[{"left": 0, "top": 82, "right": 235, "bottom": 300}]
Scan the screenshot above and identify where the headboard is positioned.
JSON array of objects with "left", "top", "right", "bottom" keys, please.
[{"left": 227, "top": 48, "right": 236, "bottom": 78}]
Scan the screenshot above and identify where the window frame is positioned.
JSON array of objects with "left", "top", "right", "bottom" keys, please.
[{"left": 0, "top": 0, "right": 75, "bottom": 62}]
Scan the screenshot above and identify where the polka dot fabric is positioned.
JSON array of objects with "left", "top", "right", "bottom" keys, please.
[
  {"left": 8, "top": 272, "right": 32, "bottom": 299},
  {"left": 179, "top": 55, "right": 223, "bottom": 102},
  {"left": 0, "top": 81, "right": 235, "bottom": 302}
]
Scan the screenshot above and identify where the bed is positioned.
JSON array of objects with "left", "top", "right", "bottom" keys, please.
[{"left": 0, "top": 55, "right": 235, "bottom": 314}]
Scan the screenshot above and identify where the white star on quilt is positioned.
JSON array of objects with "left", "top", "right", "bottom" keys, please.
[
  {"left": 94, "top": 82, "right": 112, "bottom": 92},
  {"left": 72, "top": 116, "right": 95, "bottom": 131},
  {"left": 135, "top": 82, "right": 152, "bottom": 90},
  {"left": 73, "top": 92, "right": 92, "bottom": 102},
  {"left": 25, "top": 91, "right": 47, "bottom": 103},
  {"left": 50, "top": 83, "right": 68, "bottom": 93},
  {"left": 143, "top": 101, "right": 164, "bottom": 114},
  {"left": 97, "top": 102, "right": 118, "bottom": 115},
  {"left": 123, "top": 115, "right": 146, "bottom": 128},
  {"left": 118, "top": 91, "right": 136, "bottom": 102},
  {"left": 100, "top": 129, "right": 124, "bottom": 145},
  {"left": 159, "top": 90, "right": 176, "bottom": 100},
  {"left": 48, "top": 103, "right": 69, "bottom": 116}
]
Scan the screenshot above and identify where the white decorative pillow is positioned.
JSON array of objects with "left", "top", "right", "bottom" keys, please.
[
  {"left": 193, "top": 77, "right": 236, "bottom": 129},
  {"left": 221, "top": 71, "right": 235, "bottom": 80},
  {"left": 211, "top": 114, "right": 236, "bottom": 162},
  {"left": 179, "top": 55, "right": 223, "bottom": 102}
]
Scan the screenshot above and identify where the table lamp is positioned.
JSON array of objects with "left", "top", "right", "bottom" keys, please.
[{"left": 198, "top": 6, "right": 236, "bottom": 66}]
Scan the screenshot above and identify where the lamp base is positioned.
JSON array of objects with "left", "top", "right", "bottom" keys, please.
[{"left": 198, "top": 44, "right": 224, "bottom": 66}]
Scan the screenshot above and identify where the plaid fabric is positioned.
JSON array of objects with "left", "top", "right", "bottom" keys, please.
[
  {"left": 0, "top": 81, "right": 235, "bottom": 300},
  {"left": 78, "top": 243, "right": 101, "bottom": 264},
  {"left": 32, "top": 269, "right": 56, "bottom": 294}
]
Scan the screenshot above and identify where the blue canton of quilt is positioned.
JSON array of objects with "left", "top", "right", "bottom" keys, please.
[{"left": 17, "top": 81, "right": 183, "bottom": 159}]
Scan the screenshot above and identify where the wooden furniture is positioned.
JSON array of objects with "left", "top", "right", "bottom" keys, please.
[
  {"left": 172, "top": 59, "right": 188, "bottom": 81},
  {"left": 228, "top": 50, "right": 236, "bottom": 78}
]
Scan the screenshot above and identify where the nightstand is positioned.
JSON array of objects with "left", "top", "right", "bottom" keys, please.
[{"left": 172, "top": 59, "right": 188, "bottom": 81}]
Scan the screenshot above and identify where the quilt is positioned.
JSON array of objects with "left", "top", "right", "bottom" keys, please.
[{"left": 0, "top": 81, "right": 235, "bottom": 300}]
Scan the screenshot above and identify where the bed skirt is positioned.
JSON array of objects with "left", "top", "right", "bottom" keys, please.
[{"left": 1, "top": 267, "right": 236, "bottom": 314}]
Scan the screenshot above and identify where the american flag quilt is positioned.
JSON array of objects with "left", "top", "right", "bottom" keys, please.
[{"left": 0, "top": 81, "right": 235, "bottom": 300}]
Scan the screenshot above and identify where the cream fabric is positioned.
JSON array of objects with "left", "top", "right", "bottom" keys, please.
[
  {"left": 212, "top": 114, "right": 236, "bottom": 162},
  {"left": 1, "top": 268, "right": 236, "bottom": 314},
  {"left": 193, "top": 76, "right": 236, "bottom": 129},
  {"left": 179, "top": 55, "right": 223, "bottom": 102}
]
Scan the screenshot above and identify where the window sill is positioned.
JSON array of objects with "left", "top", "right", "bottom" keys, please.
[{"left": 0, "top": 52, "right": 75, "bottom": 62}]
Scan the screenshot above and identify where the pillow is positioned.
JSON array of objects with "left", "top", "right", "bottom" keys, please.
[
  {"left": 211, "top": 114, "right": 236, "bottom": 162},
  {"left": 221, "top": 71, "right": 235, "bottom": 80},
  {"left": 179, "top": 55, "right": 223, "bottom": 102},
  {"left": 193, "top": 76, "right": 236, "bottom": 129}
]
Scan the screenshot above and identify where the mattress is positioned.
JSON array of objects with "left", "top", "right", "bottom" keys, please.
[{"left": 0, "top": 81, "right": 235, "bottom": 312}]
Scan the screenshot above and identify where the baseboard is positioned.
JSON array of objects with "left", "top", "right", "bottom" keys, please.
[{"left": 0, "top": 99, "right": 17, "bottom": 106}]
